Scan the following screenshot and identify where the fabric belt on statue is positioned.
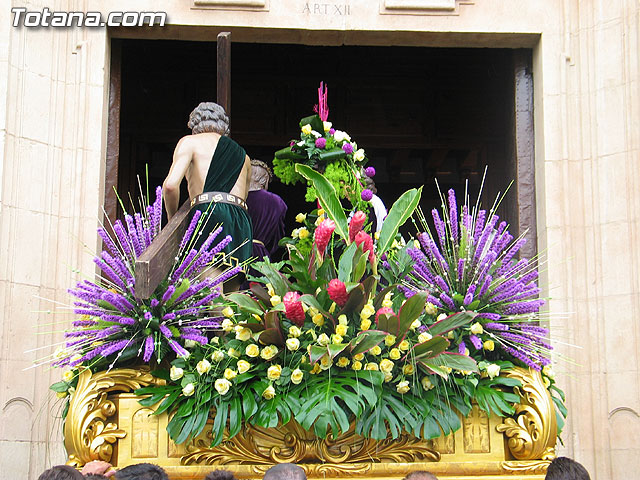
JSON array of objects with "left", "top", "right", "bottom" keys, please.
[{"left": 190, "top": 191, "right": 248, "bottom": 211}]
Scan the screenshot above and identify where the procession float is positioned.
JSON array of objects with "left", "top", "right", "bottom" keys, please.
[{"left": 48, "top": 84, "right": 565, "bottom": 479}]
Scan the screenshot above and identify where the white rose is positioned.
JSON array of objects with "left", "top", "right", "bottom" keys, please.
[
  {"left": 196, "top": 359, "right": 212, "bottom": 375},
  {"left": 235, "top": 327, "right": 252, "bottom": 342},
  {"left": 486, "top": 364, "right": 501, "bottom": 379},
  {"left": 317, "top": 333, "right": 330, "bottom": 346},
  {"left": 215, "top": 378, "right": 231, "bottom": 395},
  {"left": 169, "top": 365, "right": 184, "bottom": 381},
  {"left": 182, "top": 383, "right": 195, "bottom": 396},
  {"left": 286, "top": 338, "right": 300, "bottom": 351},
  {"left": 353, "top": 149, "right": 365, "bottom": 162}
]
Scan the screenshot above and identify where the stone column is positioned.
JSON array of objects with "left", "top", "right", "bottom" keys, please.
[{"left": 0, "top": 2, "right": 109, "bottom": 477}]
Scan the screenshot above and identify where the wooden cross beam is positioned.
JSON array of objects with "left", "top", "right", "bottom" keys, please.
[{"left": 134, "top": 32, "right": 232, "bottom": 299}]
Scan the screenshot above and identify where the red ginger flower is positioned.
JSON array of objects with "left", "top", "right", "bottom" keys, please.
[
  {"left": 349, "top": 211, "right": 367, "bottom": 243},
  {"left": 314, "top": 219, "right": 335, "bottom": 257},
  {"left": 354, "top": 230, "right": 375, "bottom": 263},
  {"left": 328, "top": 279, "right": 349, "bottom": 306},
  {"left": 375, "top": 307, "right": 395, "bottom": 323},
  {"left": 283, "top": 291, "right": 306, "bottom": 326}
]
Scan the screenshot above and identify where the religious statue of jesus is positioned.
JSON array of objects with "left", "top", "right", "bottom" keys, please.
[{"left": 162, "top": 102, "right": 253, "bottom": 267}]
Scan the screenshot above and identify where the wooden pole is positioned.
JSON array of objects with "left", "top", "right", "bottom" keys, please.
[{"left": 217, "top": 32, "right": 231, "bottom": 118}]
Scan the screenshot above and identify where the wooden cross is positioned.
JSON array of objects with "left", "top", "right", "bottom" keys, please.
[{"left": 134, "top": 32, "right": 232, "bottom": 299}]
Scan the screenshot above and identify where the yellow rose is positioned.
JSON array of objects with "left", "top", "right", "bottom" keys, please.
[
  {"left": 353, "top": 148, "right": 365, "bottom": 162},
  {"left": 298, "top": 227, "right": 310, "bottom": 240},
  {"left": 317, "top": 208, "right": 325, "bottom": 216},
  {"left": 379, "top": 359, "right": 394, "bottom": 373},
  {"left": 542, "top": 365, "right": 555, "bottom": 379},
  {"left": 286, "top": 338, "right": 300, "bottom": 351},
  {"left": 483, "top": 340, "right": 495, "bottom": 351},
  {"left": 389, "top": 348, "right": 401, "bottom": 360},
  {"left": 335, "top": 324, "right": 348, "bottom": 336},
  {"left": 289, "top": 326, "right": 302, "bottom": 338},
  {"left": 62, "top": 370, "right": 74, "bottom": 383},
  {"left": 437, "top": 313, "right": 448, "bottom": 321},
  {"left": 328, "top": 302, "right": 337, "bottom": 314},
  {"left": 323, "top": 121, "right": 332, "bottom": 132},
  {"left": 338, "top": 314, "right": 348, "bottom": 326},
  {"left": 337, "top": 357, "right": 350, "bottom": 368},
  {"left": 222, "top": 306, "right": 234, "bottom": 318},
  {"left": 220, "top": 368, "right": 235, "bottom": 381},
  {"left": 403, "top": 364, "right": 415, "bottom": 375},
  {"left": 182, "top": 383, "right": 195, "bottom": 396},
  {"left": 267, "top": 365, "right": 282, "bottom": 380},
  {"left": 374, "top": 231, "right": 380, "bottom": 240},
  {"left": 398, "top": 340, "right": 410, "bottom": 351},
  {"left": 228, "top": 348, "right": 240, "bottom": 358},
  {"left": 448, "top": 331, "right": 455, "bottom": 339},
  {"left": 212, "top": 350, "right": 225, "bottom": 362},
  {"left": 486, "top": 364, "right": 501, "bottom": 379},
  {"left": 301, "top": 124, "right": 312, "bottom": 134},
  {"left": 332, "top": 334, "right": 344, "bottom": 344},
  {"left": 353, "top": 353, "right": 364, "bottom": 361},
  {"left": 306, "top": 329, "right": 317, "bottom": 341},
  {"left": 418, "top": 332, "right": 432, "bottom": 343},
  {"left": 262, "top": 384, "right": 276, "bottom": 399},
  {"left": 351, "top": 360, "right": 363, "bottom": 371},
  {"left": 236, "top": 327, "right": 252, "bottom": 342},
  {"left": 291, "top": 368, "right": 304, "bottom": 384},
  {"left": 291, "top": 228, "right": 300, "bottom": 239},
  {"left": 56, "top": 391, "right": 68, "bottom": 399},
  {"left": 319, "top": 355, "right": 333, "bottom": 370},
  {"left": 221, "top": 318, "right": 234, "bottom": 332},
  {"left": 365, "top": 362, "right": 379, "bottom": 371},
  {"left": 312, "top": 313, "right": 325, "bottom": 326},
  {"left": 170, "top": 365, "right": 184, "bottom": 381},
  {"left": 210, "top": 336, "right": 220, "bottom": 344},
  {"left": 384, "top": 372, "right": 393, "bottom": 383},
  {"left": 410, "top": 319, "right": 421, "bottom": 330},
  {"left": 245, "top": 344, "right": 260, "bottom": 357},
  {"left": 421, "top": 376, "right": 434, "bottom": 391},
  {"left": 470, "top": 322, "right": 484, "bottom": 335},
  {"left": 310, "top": 363, "right": 321, "bottom": 374},
  {"left": 370, "top": 345, "right": 382, "bottom": 355},
  {"left": 317, "top": 333, "right": 330, "bottom": 346},
  {"left": 315, "top": 216, "right": 324, "bottom": 227},
  {"left": 196, "top": 359, "right": 212, "bottom": 375},
  {"left": 237, "top": 360, "right": 250, "bottom": 374},
  {"left": 424, "top": 302, "right": 437, "bottom": 315},
  {"left": 270, "top": 295, "right": 282, "bottom": 307},
  {"left": 185, "top": 339, "right": 197, "bottom": 349},
  {"left": 260, "top": 345, "right": 278, "bottom": 360},
  {"left": 360, "top": 319, "right": 372, "bottom": 330},
  {"left": 295, "top": 213, "right": 306, "bottom": 223},
  {"left": 360, "top": 304, "right": 375, "bottom": 319},
  {"left": 396, "top": 381, "right": 410, "bottom": 394},
  {"left": 385, "top": 335, "right": 396, "bottom": 347},
  {"left": 266, "top": 283, "right": 276, "bottom": 297},
  {"left": 382, "top": 293, "right": 393, "bottom": 308}
]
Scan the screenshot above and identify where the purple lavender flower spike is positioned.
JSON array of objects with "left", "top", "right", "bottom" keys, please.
[
  {"left": 416, "top": 232, "right": 431, "bottom": 252},
  {"left": 520, "top": 269, "right": 539, "bottom": 284},
  {"left": 463, "top": 284, "right": 476, "bottom": 306},
  {"left": 210, "top": 235, "right": 233, "bottom": 257},
  {"left": 485, "top": 322, "right": 509, "bottom": 331},
  {"left": 73, "top": 308, "right": 106, "bottom": 317},
  {"left": 168, "top": 340, "right": 189, "bottom": 357},
  {"left": 125, "top": 215, "right": 143, "bottom": 257},
  {"left": 159, "top": 324, "right": 173, "bottom": 338},
  {"left": 162, "top": 312, "right": 176, "bottom": 321},
  {"left": 162, "top": 285, "right": 176, "bottom": 304},
  {"left": 97, "top": 227, "right": 120, "bottom": 257},
  {"left": 432, "top": 209, "right": 446, "bottom": 250},
  {"left": 502, "top": 299, "right": 545, "bottom": 315},
  {"left": 434, "top": 275, "right": 449, "bottom": 294},
  {"left": 477, "top": 312, "right": 501, "bottom": 321},
  {"left": 457, "top": 258, "right": 465, "bottom": 283},
  {"left": 153, "top": 186, "right": 163, "bottom": 233},
  {"left": 72, "top": 319, "right": 99, "bottom": 327},
  {"left": 113, "top": 220, "right": 134, "bottom": 262},
  {"left": 462, "top": 205, "right": 471, "bottom": 233},
  {"left": 439, "top": 292, "right": 456, "bottom": 310},
  {"left": 150, "top": 298, "right": 159, "bottom": 308},
  {"left": 96, "top": 325, "right": 122, "bottom": 339},
  {"left": 210, "top": 265, "right": 243, "bottom": 287},
  {"left": 496, "top": 238, "right": 527, "bottom": 276},
  {"left": 99, "top": 339, "right": 131, "bottom": 358},
  {"left": 500, "top": 344, "right": 541, "bottom": 370},
  {"left": 180, "top": 333, "right": 208, "bottom": 345},
  {"left": 478, "top": 275, "right": 493, "bottom": 298},
  {"left": 171, "top": 249, "right": 199, "bottom": 283},
  {"left": 500, "top": 331, "right": 532, "bottom": 345},
  {"left": 426, "top": 295, "right": 443, "bottom": 307},
  {"left": 192, "top": 290, "right": 221, "bottom": 307},
  {"left": 101, "top": 252, "right": 131, "bottom": 285},
  {"left": 93, "top": 257, "right": 126, "bottom": 289},
  {"left": 473, "top": 210, "right": 486, "bottom": 244},
  {"left": 469, "top": 334, "right": 482, "bottom": 349},
  {"left": 180, "top": 210, "right": 202, "bottom": 251},
  {"left": 473, "top": 215, "right": 499, "bottom": 263},
  {"left": 173, "top": 307, "right": 201, "bottom": 316},
  {"left": 143, "top": 335, "right": 155, "bottom": 362},
  {"left": 399, "top": 285, "right": 417, "bottom": 299},
  {"left": 190, "top": 319, "right": 222, "bottom": 328},
  {"left": 458, "top": 341, "right": 467, "bottom": 354},
  {"left": 144, "top": 311, "right": 152, "bottom": 321},
  {"left": 448, "top": 189, "right": 458, "bottom": 243}
]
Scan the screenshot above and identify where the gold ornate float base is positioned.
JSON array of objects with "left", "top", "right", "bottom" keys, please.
[{"left": 64, "top": 367, "right": 556, "bottom": 479}]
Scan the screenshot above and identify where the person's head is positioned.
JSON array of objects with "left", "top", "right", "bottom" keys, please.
[
  {"left": 38, "top": 465, "right": 84, "bottom": 480},
  {"left": 403, "top": 471, "right": 438, "bottom": 480},
  {"left": 249, "top": 159, "right": 273, "bottom": 191},
  {"left": 545, "top": 457, "right": 590, "bottom": 480},
  {"left": 187, "top": 102, "right": 229, "bottom": 135},
  {"left": 262, "top": 463, "right": 306, "bottom": 480},
  {"left": 84, "top": 475, "right": 109, "bottom": 480},
  {"left": 114, "top": 463, "right": 168, "bottom": 480},
  {"left": 204, "top": 470, "right": 236, "bottom": 480}
]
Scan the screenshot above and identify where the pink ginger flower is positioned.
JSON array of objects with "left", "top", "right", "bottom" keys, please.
[
  {"left": 328, "top": 279, "right": 349, "bottom": 306},
  {"left": 375, "top": 307, "right": 395, "bottom": 323},
  {"left": 314, "top": 219, "right": 335, "bottom": 257},
  {"left": 283, "top": 291, "right": 306, "bottom": 326},
  {"left": 349, "top": 211, "right": 367, "bottom": 243},
  {"left": 354, "top": 230, "right": 375, "bottom": 264}
]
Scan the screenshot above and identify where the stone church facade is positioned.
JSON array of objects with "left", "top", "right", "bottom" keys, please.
[{"left": 0, "top": 1, "right": 638, "bottom": 478}]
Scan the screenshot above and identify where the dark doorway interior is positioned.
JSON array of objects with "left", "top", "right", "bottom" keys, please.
[{"left": 117, "top": 40, "right": 530, "bottom": 249}]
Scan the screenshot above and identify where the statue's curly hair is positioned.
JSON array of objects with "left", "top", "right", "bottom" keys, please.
[{"left": 187, "top": 102, "right": 229, "bottom": 135}]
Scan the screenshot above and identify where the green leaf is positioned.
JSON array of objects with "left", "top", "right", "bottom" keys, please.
[
  {"left": 299, "top": 114, "right": 324, "bottom": 133},
  {"left": 351, "top": 250, "right": 368, "bottom": 283},
  {"left": 377, "top": 187, "right": 422, "bottom": 257},
  {"left": 349, "top": 330, "right": 387, "bottom": 355},
  {"left": 340, "top": 284, "right": 365, "bottom": 314},
  {"left": 295, "top": 164, "right": 349, "bottom": 241},
  {"left": 327, "top": 343, "right": 347, "bottom": 359},
  {"left": 50, "top": 381, "right": 69, "bottom": 393},
  {"left": 412, "top": 336, "right": 450, "bottom": 359},
  {"left": 430, "top": 352, "right": 478, "bottom": 373},
  {"left": 274, "top": 146, "right": 305, "bottom": 160},
  {"left": 309, "top": 345, "right": 327, "bottom": 364},
  {"left": 227, "top": 293, "right": 263, "bottom": 315},
  {"left": 338, "top": 243, "right": 358, "bottom": 283},
  {"left": 167, "top": 279, "right": 190, "bottom": 307},
  {"left": 299, "top": 294, "right": 329, "bottom": 317},
  {"left": 317, "top": 148, "right": 347, "bottom": 163},
  {"left": 397, "top": 291, "right": 427, "bottom": 339},
  {"left": 427, "top": 311, "right": 477, "bottom": 336}
]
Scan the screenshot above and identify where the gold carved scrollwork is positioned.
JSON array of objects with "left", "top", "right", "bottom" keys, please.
[
  {"left": 181, "top": 421, "right": 440, "bottom": 466},
  {"left": 496, "top": 367, "right": 557, "bottom": 461},
  {"left": 502, "top": 460, "right": 552, "bottom": 475},
  {"left": 64, "top": 367, "right": 158, "bottom": 468}
]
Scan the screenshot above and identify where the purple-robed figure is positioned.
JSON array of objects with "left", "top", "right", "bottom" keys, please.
[{"left": 246, "top": 160, "right": 287, "bottom": 260}]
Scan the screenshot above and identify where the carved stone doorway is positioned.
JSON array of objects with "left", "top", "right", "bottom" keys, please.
[{"left": 106, "top": 40, "right": 535, "bottom": 259}]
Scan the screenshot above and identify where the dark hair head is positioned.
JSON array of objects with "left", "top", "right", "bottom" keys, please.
[
  {"left": 84, "top": 475, "right": 109, "bottom": 480},
  {"left": 187, "top": 102, "right": 229, "bottom": 135},
  {"left": 38, "top": 465, "right": 85, "bottom": 480},
  {"left": 114, "top": 463, "right": 169, "bottom": 480},
  {"left": 204, "top": 470, "right": 237, "bottom": 480},
  {"left": 545, "top": 457, "right": 591, "bottom": 480},
  {"left": 403, "top": 471, "right": 438, "bottom": 480},
  {"left": 262, "top": 463, "right": 306, "bottom": 480}
]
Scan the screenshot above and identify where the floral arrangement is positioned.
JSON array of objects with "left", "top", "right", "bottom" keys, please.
[{"left": 273, "top": 82, "right": 370, "bottom": 207}]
